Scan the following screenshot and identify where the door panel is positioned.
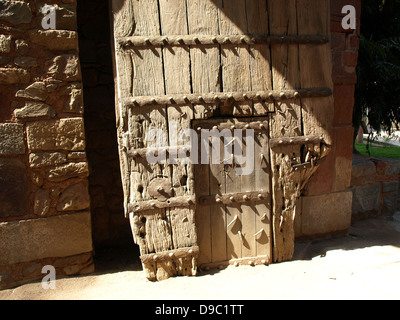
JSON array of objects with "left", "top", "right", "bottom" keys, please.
[{"left": 194, "top": 118, "right": 271, "bottom": 268}]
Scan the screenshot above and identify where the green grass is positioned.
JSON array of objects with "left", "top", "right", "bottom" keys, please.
[{"left": 355, "top": 141, "right": 400, "bottom": 159}]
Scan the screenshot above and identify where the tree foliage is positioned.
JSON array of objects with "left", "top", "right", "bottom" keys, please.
[{"left": 354, "top": 0, "right": 400, "bottom": 136}]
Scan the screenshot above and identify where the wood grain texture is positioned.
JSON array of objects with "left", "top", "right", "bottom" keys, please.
[{"left": 297, "top": 0, "right": 334, "bottom": 145}]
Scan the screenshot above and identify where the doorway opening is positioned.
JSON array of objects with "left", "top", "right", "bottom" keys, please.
[{"left": 76, "top": 0, "right": 141, "bottom": 272}]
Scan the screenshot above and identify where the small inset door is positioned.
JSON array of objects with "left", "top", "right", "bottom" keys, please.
[{"left": 194, "top": 117, "right": 271, "bottom": 268}]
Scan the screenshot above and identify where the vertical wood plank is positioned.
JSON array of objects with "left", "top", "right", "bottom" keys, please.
[
  {"left": 268, "top": 0, "right": 302, "bottom": 138},
  {"left": 239, "top": 130, "right": 256, "bottom": 259},
  {"left": 159, "top": 0, "right": 192, "bottom": 198},
  {"left": 159, "top": 1, "right": 197, "bottom": 265},
  {"left": 246, "top": 0, "right": 274, "bottom": 116},
  {"left": 194, "top": 153, "right": 211, "bottom": 265},
  {"left": 240, "top": 0, "right": 271, "bottom": 260},
  {"left": 225, "top": 131, "right": 242, "bottom": 260},
  {"left": 187, "top": 1, "right": 221, "bottom": 266},
  {"left": 254, "top": 120, "right": 271, "bottom": 261},
  {"left": 209, "top": 122, "right": 228, "bottom": 263},
  {"left": 188, "top": 0, "right": 222, "bottom": 120},
  {"left": 297, "top": 0, "right": 334, "bottom": 145},
  {"left": 268, "top": 0, "right": 303, "bottom": 262},
  {"left": 218, "top": 0, "right": 252, "bottom": 116},
  {"left": 218, "top": 1, "right": 249, "bottom": 261},
  {"left": 111, "top": 0, "right": 136, "bottom": 216},
  {"left": 115, "top": 0, "right": 176, "bottom": 281}
]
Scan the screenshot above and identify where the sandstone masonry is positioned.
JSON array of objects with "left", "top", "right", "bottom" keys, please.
[{"left": 0, "top": 0, "right": 93, "bottom": 290}]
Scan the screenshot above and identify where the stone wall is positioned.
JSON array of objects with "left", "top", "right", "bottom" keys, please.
[
  {"left": 0, "top": 0, "right": 93, "bottom": 290},
  {"left": 295, "top": 0, "right": 361, "bottom": 238},
  {"left": 351, "top": 154, "right": 400, "bottom": 220}
]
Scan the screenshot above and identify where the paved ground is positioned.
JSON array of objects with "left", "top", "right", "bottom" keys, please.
[{"left": 1, "top": 215, "right": 400, "bottom": 300}]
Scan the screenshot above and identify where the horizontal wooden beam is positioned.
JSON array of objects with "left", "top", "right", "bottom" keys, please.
[
  {"left": 124, "top": 88, "right": 333, "bottom": 108},
  {"left": 119, "top": 34, "right": 329, "bottom": 48},
  {"left": 194, "top": 120, "right": 268, "bottom": 132},
  {"left": 200, "top": 255, "right": 271, "bottom": 271},
  {"left": 140, "top": 246, "right": 199, "bottom": 264},
  {"left": 128, "top": 195, "right": 195, "bottom": 213},
  {"left": 270, "top": 135, "right": 324, "bottom": 149},
  {"left": 198, "top": 191, "right": 269, "bottom": 206},
  {"left": 127, "top": 146, "right": 191, "bottom": 159}
]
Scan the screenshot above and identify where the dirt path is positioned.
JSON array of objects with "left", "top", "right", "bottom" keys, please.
[{"left": 1, "top": 216, "right": 400, "bottom": 300}]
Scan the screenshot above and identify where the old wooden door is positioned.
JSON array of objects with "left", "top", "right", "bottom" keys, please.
[
  {"left": 194, "top": 117, "right": 271, "bottom": 269},
  {"left": 111, "top": 0, "right": 334, "bottom": 281}
]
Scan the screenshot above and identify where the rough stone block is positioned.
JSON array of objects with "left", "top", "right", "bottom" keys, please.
[
  {"left": 29, "top": 152, "right": 66, "bottom": 168},
  {"left": 0, "top": 56, "right": 10, "bottom": 65},
  {"left": 15, "top": 81, "right": 48, "bottom": 101},
  {"left": 14, "top": 56, "right": 38, "bottom": 68},
  {"left": 0, "top": 123, "right": 25, "bottom": 155},
  {"left": 301, "top": 191, "right": 353, "bottom": 236},
  {"left": 382, "top": 181, "right": 399, "bottom": 193},
  {"left": 0, "top": 211, "right": 93, "bottom": 265},
  {"left": 64, "top": 88, "right": 83, "bottom": 114},
  {"left": 57, "top": 182, "right": 90, "bottom": 211},
  {"left": 351, "top": 183, "right": 381, "bottom": 214},
  {"left": 0, "top": 34, "right": 11, "bottom": 53},
  {"left": 45, "top": 54, "right": 81, "bottom": 82},
  {"left": 384, "top": 160, "right": 400, "bottom": 176},
  {"left": 14, "top": 102, "right": 56, "bottom": 119},
  {"left": 33, "top": 188, "right": 50, "bottom": 216},
  {"left": 29, "top": 30, "right": 78, "bottom": 51},
  {"left": 0, "top": 68, "right": 30, "bottom": 84},
  {"left": 351, "top": 158, "right": 376, "bottom": 178},
  {"left": 26, "top": 118, "right": 86, "bottom": 151},
  {"left": 15, "top": 39, "right": 29, "bottom": 54},
  {"left": 0, "top": 1, "right": 32, "bottom": 25},
  {"left": 46, "top": 162, "right": 89, "bottom": 182},
  {"left": 383, "top": 193, "right": 398, "bottom": 214},
  {"left": 0, "top": 159, "right": 29, "bottom": 219}
]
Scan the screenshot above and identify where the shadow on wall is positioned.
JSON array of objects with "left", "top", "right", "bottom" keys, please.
[{"left": 76, "top": 0, "right": 133, "bottom": 249}]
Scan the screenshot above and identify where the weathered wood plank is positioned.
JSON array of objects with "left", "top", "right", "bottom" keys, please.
[
  {"left": 218, "top": 0, "right": 252, "bottom": 116},
  {"left": 269, "top": 0, "right": 302, "bottom": 138},
  {"left": 116, "top": 0, "right": 176, "bottom": 281},
  {"left": 158, "top": 1, "right": 198, "bottom": 278},
  {"left": 210, "top": 129, "right": 228, "bottom": 263},
  {"left": 240, "top": 136, "right": 257, "bottom": 259},
  {"left": 188, "top": 0, "right": 221, "bottom": 119},
  {"left": 111, "top": 0, "right": 136, "bottom": 216},
  {"left": 254, "top": 122, "right": 271, "bottom": 260},
  {"left": 246, "top": 0, "right": 274, "bottom": 116},
  {"left": 268, "top": 0, "right": 303, "bottom": 262},
  {"left": 225, "top": 149, "right": 242, "bottom": 261},
  {"left": 241, "top": 1, "right": 270, "bottom": 259},
  {"left": 297, "top": 0, "right": 334, "bottom": 145},
  {"left": 188, "top": 1, "right": 221, "bottom": 266},
  {"left": 194, "top": 157, "right": 212, "bottom": 265}
]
